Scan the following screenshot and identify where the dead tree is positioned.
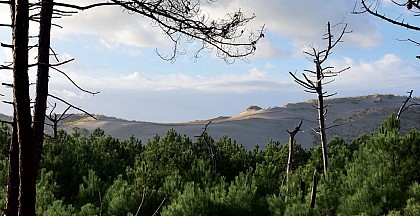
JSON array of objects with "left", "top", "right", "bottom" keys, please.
[
  {"left": 45, "top": 104, "right": 72, "bottom": 139},
  {"left": 309, "top": 170, "right": 318, "bottom": 209},
  {"left": 355, "top": 0, "right": 419, "bottom": 59},
  {"left": 0, "top": 0, "right": 264, "bottom": 214},
  {"left": 286, "top": 119, "right": 303, "bottom": 180},
  {"left": 285, "top": 118, "right": 303, "bottom": 201},
  {"left": 195, "top": 121, "right": 216, "bottom": 172},
  {"left": 289, "top": 22, "right": 350, "bottom": 177}
]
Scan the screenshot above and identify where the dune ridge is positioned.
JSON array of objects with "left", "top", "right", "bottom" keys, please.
[{"left": 54, "top": 94, "right": 420, "bottom": 149}]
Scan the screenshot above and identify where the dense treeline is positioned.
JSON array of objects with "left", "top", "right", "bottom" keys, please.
[{"left": 1, "top": 114, "right": 420, "bottom": 215}]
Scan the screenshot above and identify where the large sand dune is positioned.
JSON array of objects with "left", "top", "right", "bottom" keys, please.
[{"left": 62, "top": 94, "right": 420, "bottom": 149}]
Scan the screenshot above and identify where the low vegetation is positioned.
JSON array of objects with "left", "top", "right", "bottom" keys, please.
[{"left": 1, "top": 114, "right": 420, "bottom": 215}]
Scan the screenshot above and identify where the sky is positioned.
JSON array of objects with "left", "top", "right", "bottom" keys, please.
[{"left": 0, "top": 0, "right": 419, "bottom": 123}]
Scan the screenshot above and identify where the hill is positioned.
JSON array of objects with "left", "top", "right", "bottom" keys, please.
[{"left": 56, "top": 94, "right": 420, "bottom": 149}]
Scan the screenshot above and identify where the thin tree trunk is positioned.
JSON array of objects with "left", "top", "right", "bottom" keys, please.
[
  {"left": 316, "top": 64, "right": 329, "bottom": 177},
  {"left": 286, "top": 135, "right": 295, "bottom": 181},
  {"left": 5, "top": 1, "right": 19, "bottom": 215},
  {"left": 33, "top": 0, "right": 54, "bottom": 171},
  {"left": 285, "top": 119, "right": 302, "bottom": 202},
  {"left": 286, "top": 119, "right": 302, "bottom": 186},
  {"left": 310, "top": 170, "right": 317, "bottom": 209},
  {"left": 12, "top": 0, "right": 36, "bottom": 215}
]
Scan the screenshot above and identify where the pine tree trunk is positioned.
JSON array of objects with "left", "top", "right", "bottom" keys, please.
[
  {"left": 33, "top": 0, "right": 54, "bottom": 171},
  {"left": 5, "top": 1, "right": 19, "bottom": 214},
  {"left": 12, "top": 0, "right": 36, "bottom": 215}
]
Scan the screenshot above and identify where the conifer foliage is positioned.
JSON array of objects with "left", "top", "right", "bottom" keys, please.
[{"left": 0, "top": 114, "right": 419, "bottom": 215}]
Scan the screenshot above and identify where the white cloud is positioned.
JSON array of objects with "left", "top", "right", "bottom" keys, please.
[
  {"left": 264, "top": 62, "right": 276, "bottom": 70},
  {"left": 39, "top": 0, "right": 382, "bottom": 59},
  {"left": 0, "top": 4, "right": 10, "bottom": 26},
  {"left": 49, "top": 66, "right": 292, "bottom": 94},
  {"left": 202, "top": 0, "right": 381, "bottom": 50},
  {"left": 52, "top": 0, "right": 172, "bottom": 48},
  {"left": 329, "top": 54, "right": 420, "bottom": 92},
  {"left": 249, "top": 39, "right": 285, "bottom": 59},
  {"left": 50, "top": 89, "right": 90, "bottom": 100}
]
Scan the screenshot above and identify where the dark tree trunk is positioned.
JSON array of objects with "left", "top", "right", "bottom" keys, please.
[
  {"left": 12, "top": 0, "right": 36, "bottom": 215},
  {"left": 5, "top": 115, "right": 19, "bottom": 216},
  {"left": 5, "top": 1, "right": 19, "bottom": 215},
  {"left": 33, "top": 0, "right": 54, "bottom": 171}
]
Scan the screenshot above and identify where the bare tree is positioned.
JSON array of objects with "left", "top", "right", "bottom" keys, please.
[
  {"left": 0, "top": 0, "right": 264, "bottom": 214},
  {"left": 285, "top": 119, "right": 302, "bottom": 195},
  {"left": 355, "top": 0, "right": 419, "bottom": 59},
  {"left": 289, "top": 22, "right": 350, "bottom": 177},
  {"left": 284, "top": 119, "right": 303, "bottom": 202},
  {"left": 45, "top": 104, "right": 72, "bottom": 140},
  {"left": 195, "top": 121, "right": 216, "bottom": 172}
]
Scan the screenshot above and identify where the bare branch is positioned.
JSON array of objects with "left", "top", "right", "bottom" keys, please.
[
  {"left": 52, "top": 2, "right": 119, "bottom": 10},
  {"left": 398, "top": 38, "right": 420, "bottom": 46},
  {"left": 289, "top": 72, "right": 315, "bottom": 90},
  {"left": 324, "top": 92, "right": 338, "bottom": 98},
  {"left": 110, "top": 0, "right": 265, "bottom": 62},
  {"left": 320, "top": 22, "right": 350, "bottom": 64},
  {"left": 397, "top": 90, "right": 420, "bottom": 119},
  {"left": 50, "top": 66, "right": 99, "bottom": 95},
  {"left": 1, "top": 42, "right": 13, "bottom": 48},
  {"left": 358, "top": 0, "right": 420, "bottom": 31},
  {"left": 47, "top": 94, "right": 97, "bottom": 120}
]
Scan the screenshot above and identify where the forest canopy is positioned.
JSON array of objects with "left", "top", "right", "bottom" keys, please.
[{"left": 1, "top": 114, "right": 420, "bottom": 215}]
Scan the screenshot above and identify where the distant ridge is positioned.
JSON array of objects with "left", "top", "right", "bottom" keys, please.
[
  {"left": 1, "top": 94, "right": 419, "bottom": 149},
  {"left": 60, "top": 94, "right": 420, "bottom": 149}
]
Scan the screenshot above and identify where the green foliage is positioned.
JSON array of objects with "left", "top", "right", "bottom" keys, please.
[
  {"left": 338, "top": 114, "right": 420, "bottom": 215},
  {"left": 41, "top": 128, "right": 141, "bottom": 205},
  {"left": 2, "top": 113, "right": 420, "bottom": 215},
  {"left": 76, "top": 169, "right": 102, "bottom": 207},
  {"left": 266, "top": 195, "right": 286, "bottom": 216},
  {"left": 162, "top": 182, "right": 222, "bottom": 216},
  {"left": 214, "top": 136, "right": 255, "bottom": 182},
  {"left": 0, "top": 123, "right": 11, "bottom": 200},
  {"left": 103, "top": 175, "right": 141, "bottom": 215}
]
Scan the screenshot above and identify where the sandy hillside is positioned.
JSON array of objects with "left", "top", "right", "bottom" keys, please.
[{"left": 61, "top": 94, "right": 420, "bottom": 149}]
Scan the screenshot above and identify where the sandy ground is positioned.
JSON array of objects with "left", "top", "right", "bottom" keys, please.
[{"left": 63, "top": 94, "right": 420, "bottom": 149}]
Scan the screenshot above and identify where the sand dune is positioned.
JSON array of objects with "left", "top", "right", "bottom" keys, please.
[{"left": 62, "top": 94, "right": 420, "bottom": 149}]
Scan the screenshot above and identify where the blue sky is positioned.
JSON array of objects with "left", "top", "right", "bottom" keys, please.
[{"left": 0, "top": 0, "right": 419, "bottom": 122}]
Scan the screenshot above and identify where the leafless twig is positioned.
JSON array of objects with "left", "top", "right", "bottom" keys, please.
[{"left": 47, "top": 94, "right": 97, "bottom": 120}]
